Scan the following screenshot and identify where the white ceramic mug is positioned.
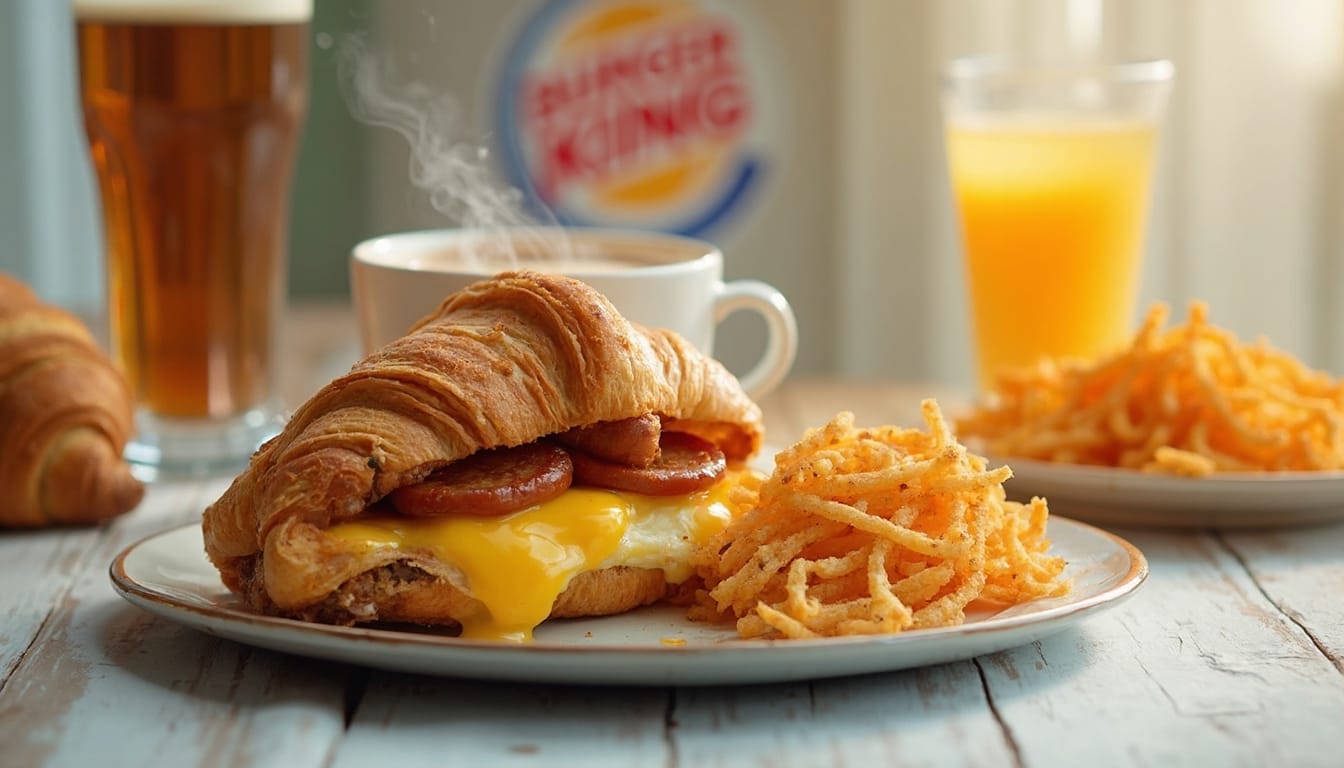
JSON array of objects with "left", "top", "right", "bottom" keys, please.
[{"left": 350, "top": 228, "right": 798, "bottom": 398}]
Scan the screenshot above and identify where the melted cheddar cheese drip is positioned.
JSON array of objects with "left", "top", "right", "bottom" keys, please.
[{"left": 325, "top": 470, "right": 752, "bottom": 643}]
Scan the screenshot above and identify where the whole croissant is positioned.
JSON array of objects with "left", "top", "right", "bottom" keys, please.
[
  {"left": 0, "top": 274, "right": 144, "bottom": 526},
  {"left": 203, "top": 271, "right": 763, "bottom": 621}
]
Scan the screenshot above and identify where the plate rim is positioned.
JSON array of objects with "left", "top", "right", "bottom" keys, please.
[
  {"left": 988, "top": 451, "right": 1344, "bottom": 529},
  {"left": 108, "top": 517, "right": 1147, "bottom": 677},
  {"left": 995, "top": 453, "right": 1344, "bottom": 486}
]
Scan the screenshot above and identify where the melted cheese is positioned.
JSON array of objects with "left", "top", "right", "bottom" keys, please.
[{"left": 326, "top": 470, "right": 752, "bottom": 642}]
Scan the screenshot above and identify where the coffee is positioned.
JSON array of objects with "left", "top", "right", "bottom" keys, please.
[
  {"left": 401, "top": 247, "right": 653, "bottom": 275},
  {"left": 351, "top": 228, "right": 798, "bottom": 397},
  {"left": 526, "top": 257, "right": 642, "bottom": 274},
  {"left": 408, "top": 254, "right": 642, "bottom": 275}
]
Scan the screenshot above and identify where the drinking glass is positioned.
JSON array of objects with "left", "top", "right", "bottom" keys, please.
[
  {"left": 943, "top": 58, "right": 1173, "bottom": 390},
  {"left": 76, "top": 0, "right": 311, "bottom": 476}
]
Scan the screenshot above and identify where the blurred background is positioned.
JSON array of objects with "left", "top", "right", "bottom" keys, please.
[{"left": 2, "top": 0, "right": 1341, "bottom": 389}]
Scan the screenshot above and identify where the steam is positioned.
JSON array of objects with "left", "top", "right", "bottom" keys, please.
[{"left": 332, "top": 33, "right": 571, "bottom": 267}]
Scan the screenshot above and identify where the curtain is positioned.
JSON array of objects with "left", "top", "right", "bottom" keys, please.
[{"left": 0, "top": 0, "right": 103, "bottom": 311}]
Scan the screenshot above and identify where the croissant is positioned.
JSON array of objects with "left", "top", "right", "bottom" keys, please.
[
  {"left": 203, "top": 271, "right": 763, "bottom": 639},
  {"left": 0, "top": 273, "right": 144, "bottom": 527}
]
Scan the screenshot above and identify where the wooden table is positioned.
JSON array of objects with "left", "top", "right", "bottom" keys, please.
[{"left": 3, "top": 307, "right": 1343, "bottom": 767}]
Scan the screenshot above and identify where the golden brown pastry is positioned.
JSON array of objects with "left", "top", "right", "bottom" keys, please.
[
  {"left": 203, "top": 271, "right": 763, "bottom": 640},
  {"left": 0, "top": 273, "right": 144, "bottom": 527}
]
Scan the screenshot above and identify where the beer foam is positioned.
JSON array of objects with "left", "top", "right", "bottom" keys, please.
[{"left": 74, "top": 0, "right": 311, "bottom": 24}]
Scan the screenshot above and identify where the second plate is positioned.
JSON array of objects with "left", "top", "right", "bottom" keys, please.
[{"left": 997, "top": 455, "right": 1344, "bottom": 529}]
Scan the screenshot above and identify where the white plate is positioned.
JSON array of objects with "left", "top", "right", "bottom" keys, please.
[
  {"left": 110, "top": 519, "right": 1145, "bottom": 686},
  {"left": 998, "top": 455, "right": 1344, "bottom": 529}
]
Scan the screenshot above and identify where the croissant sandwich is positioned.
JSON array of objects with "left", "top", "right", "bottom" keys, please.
[
  {"left": 0, "top": 273, "right": 144, "bottom": 527},
  {"left": 203, "top": 271, "right": 764, "bottom": 641}
]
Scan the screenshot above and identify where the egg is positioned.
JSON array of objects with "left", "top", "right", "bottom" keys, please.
[{"left": 325, "top": 469, "right": 751, "bottom": 641}]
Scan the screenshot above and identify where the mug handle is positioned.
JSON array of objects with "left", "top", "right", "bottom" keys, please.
[{"left": 714, "top": 280, "right": 799, "bottom": 399}]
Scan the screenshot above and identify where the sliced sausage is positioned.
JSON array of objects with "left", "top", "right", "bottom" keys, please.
[
  {"left": 389, "top": 443, "right": 574, "bottom": 518},
  {"left": 570, "top": 432, "right": 726, "bottom": 496},
  {"left": 554, "top": 414, "right": 662, "bottom": 468}
]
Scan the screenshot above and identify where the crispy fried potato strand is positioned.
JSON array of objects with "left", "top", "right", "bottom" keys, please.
[
  {"left": 957, "top": 302, "right": 1344, "bottom": 475},
  {"left": 691, "top": 400, "right": 1069, "bottom": 639}
]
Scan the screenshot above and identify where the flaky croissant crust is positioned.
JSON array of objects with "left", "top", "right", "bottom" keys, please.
[
  {"left": 203, "top": 271, "right": 763, "bottom": 603},
  {"left": 0, "top": 273, "right": 143, "bottom": 527}
]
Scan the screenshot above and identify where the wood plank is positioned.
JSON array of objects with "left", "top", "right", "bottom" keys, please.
[
  {"left": 339, "top": 669, "right": 1013, "bottom": 768},
  {"left": 0, "top": 479, "right": 350, "bottom": 768},
  {"left": 671, "top": 669, "right": 1011, "bottom": 767},
  {"left": 333, "top": 676, "right": 671, "bottom": 768},
  {"left": 0, "top": 526, "right": 103, "bottom": 686},
  {"left": 1220, "top": 521, "right": 1344, "bottom": 673},
  {"left": 0, "top": 480, "right": 215, "bottom": 690},
  {"left": 979, "top": 528, "right": 1344, "bottom": 767}
]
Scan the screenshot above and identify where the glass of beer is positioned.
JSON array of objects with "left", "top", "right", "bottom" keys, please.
[
  {"left": 75, "top": 0, "right": 310, "bottom": 476},
  {"left": 943, "top": 59, "right": 1173, "bottom": 391}
]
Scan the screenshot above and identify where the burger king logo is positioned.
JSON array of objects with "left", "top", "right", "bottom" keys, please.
[{"left": 494, "top": 0, "right": 769, "bottom": 237}]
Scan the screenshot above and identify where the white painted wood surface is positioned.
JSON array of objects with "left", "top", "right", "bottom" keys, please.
[{"left": 1, "top": 312, "right": 1342, "bottom": 767}]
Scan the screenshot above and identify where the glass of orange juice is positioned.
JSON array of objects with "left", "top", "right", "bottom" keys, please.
[{"left": 943, "top": 59, "right": 1173, "bottom": 391}]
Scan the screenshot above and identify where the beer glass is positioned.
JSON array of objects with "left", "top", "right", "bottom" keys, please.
[
  {"left": 943, "top": 59, "right": 1173, "bottom": 391},
  {"left": 76, "top": 0, "right": 310, "bottom": 476}
]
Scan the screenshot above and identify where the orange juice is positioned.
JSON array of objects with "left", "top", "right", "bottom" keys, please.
[{"left": 946, "top": 118, "right": 1158, "bottom": 389}]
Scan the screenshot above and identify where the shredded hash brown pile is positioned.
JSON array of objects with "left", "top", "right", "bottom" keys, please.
[
  {"left": 957, "top": 302, "right": 1344, "bottom": 476},
  {"left": 691, "top": 400, "right": 1069, "bottom": 639}
]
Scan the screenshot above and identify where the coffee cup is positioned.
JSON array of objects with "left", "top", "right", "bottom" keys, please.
[{"left": 350, "top": 227, "right": 798, "bottom": 398}]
